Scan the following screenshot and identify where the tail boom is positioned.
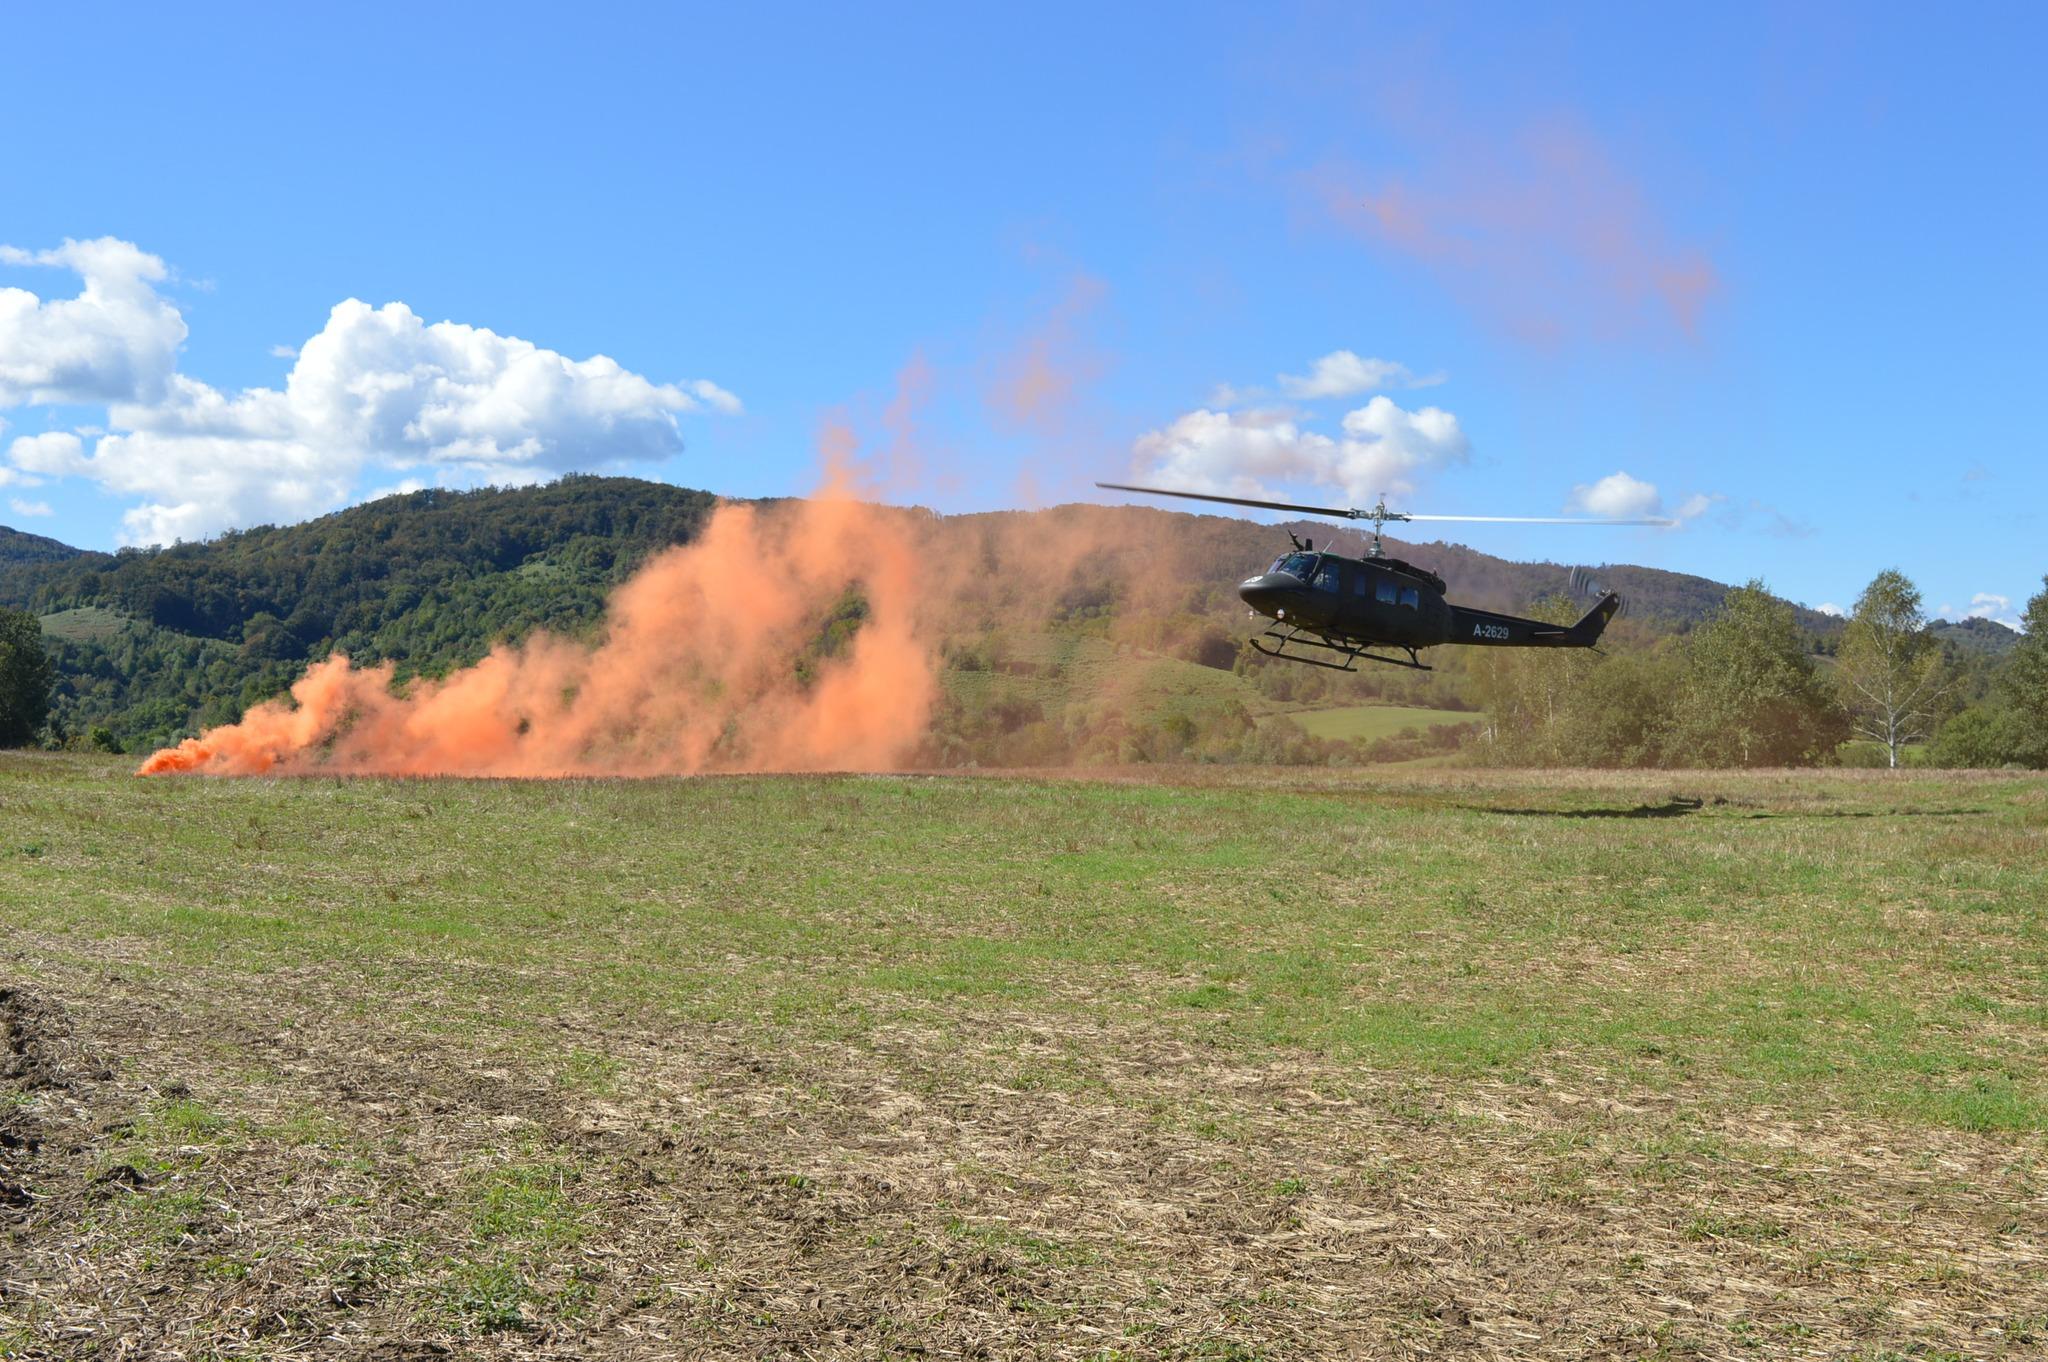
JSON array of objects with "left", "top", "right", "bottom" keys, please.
[{"left": 1447, "top": 592, "right": 1620, "bottom": 649}]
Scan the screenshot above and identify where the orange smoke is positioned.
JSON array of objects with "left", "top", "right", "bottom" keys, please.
[
  {"left": 1308, "top": 112, "right": 1719, "bottom": 344},
  {"left": 139, "top": 456, "right": 938, "bottom": 778}
]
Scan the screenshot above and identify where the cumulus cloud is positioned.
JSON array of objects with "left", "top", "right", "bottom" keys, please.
[
  {"left": 1567, "top": 470, "right": 1664, "bottom": 518},
  {"left": 7, "top": 431, "right": 87, "bottom": 477},
  {"left": 1561, "top": 472, "right": 1716, "bottom": 527},
  {"left": 1131, "top": 394, "right": 1468, "bottom": 506},
  {"left": 1814, "top": 602, "right": 1845, "bottom": 617},
  {"left": 0, "top": 238, "right": 187, "bottom": 406},
  {"left": 1964, "top": 593, "right": 2023, "bottom": 629},
  {"left": 7, "top": 497, "right": 52, "bottom": 518},
  {"left": 0, "top": 241, "right": 739, "bottom": 544},
  {"left": 1277, "top": 350, "right": 1440, "bottom": 400}
]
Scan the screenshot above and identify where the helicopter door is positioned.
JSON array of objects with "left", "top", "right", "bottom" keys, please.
[{"left": 1312, "top": 561, "right": 1345, "bottom": 594}]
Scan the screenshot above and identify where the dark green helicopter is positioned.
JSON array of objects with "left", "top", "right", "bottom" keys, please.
[{"left": 1096, "top": 482, "right": 1673, "bottom": 671}]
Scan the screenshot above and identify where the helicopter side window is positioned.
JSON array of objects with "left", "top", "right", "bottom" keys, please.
[
  {"left": 1399, "top": 586, "right": 1420, "bottom": 609},
  {"left": 1374, "top": 576, "right": 1399, "bottom": 604},
  {"left": 1313, "top": 562, "right": 1344, "bottom": 593}
]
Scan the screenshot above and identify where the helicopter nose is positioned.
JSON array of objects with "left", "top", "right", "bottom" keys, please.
[{"left": 1239, "top": 572, "right": 1295, "bottom": 618}]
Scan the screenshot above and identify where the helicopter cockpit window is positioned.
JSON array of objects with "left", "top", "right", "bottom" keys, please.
[
  {"left": 1399, "top": 586, "right": 1421, "bottom": 609},
  {"left": 1271, "top": 552, "right": 1318, "bottom": 579},
  {"left": 1313, "top": 562, "right": 1343, "bottom": 593},
  {"left": 1374, "top": 576, "right": 1399, "bottom": 604}
]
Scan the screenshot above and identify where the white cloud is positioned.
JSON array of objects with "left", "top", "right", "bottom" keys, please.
[
  {"left": 7, "top": 497, "right": 52, "bottom": 518},
  {"left": 1130, "top": 394, "right": 1469, "bottom": 506},
  {"left": 687, "top": 379, "right": 743, "bottom": 415},
  {"left": 269, "top": 343, "right": 298, "bottom": 359},
  {"left": 1567, "top": 470, "right": 1664, "bottom": 519},
  {"left": 0, "top": 241, "right": 739, "bottom": 545},
  {"left": 1205, "top": 381, "right": 1260, "bottom": 408},
  {"left": 7, "top": 430, "right": 87, "bottom": 477},
  {"left": 1814, "top": 602, "right": 1844, "bottom": 617},
  {"left": 366, "top": 477, "right": 431, "bottom": 502},
  {"left": 1277, "top": 350, "right": 1440, "bottom": 400},
  {"left": 0, "top": 237, "right": 187, "bottom": 406},
  {"left": 1965, "top": 593, "right": 2022, "bottom": 629}
]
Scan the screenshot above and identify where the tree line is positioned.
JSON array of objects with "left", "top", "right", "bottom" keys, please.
[{"left": 1472, "top": 572, "right": 2046, "bottom": 768}]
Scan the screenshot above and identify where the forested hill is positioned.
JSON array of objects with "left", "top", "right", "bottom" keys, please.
[
  {"left": 2, "top": 476, "right": 1839, "bottom": 749},
  {"left": 0, "top": 525, "right": 84, "bottom": 565},
  {"left": 1928, "top": 615, "right": 2021, "bottom": 656},
  {"left": 2, "top": 478, "right": 720, "bottom": 641}
]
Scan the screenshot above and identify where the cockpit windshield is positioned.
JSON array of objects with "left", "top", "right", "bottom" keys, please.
[{"left": 1269, "top": 551, "right": 1318, "bottom": 579}]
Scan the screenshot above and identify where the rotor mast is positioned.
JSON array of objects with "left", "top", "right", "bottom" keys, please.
[{"left": 1356, "top": 497, "right": 1404, "bottom": 558}]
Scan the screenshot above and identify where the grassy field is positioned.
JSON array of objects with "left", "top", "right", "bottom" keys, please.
[
  {"left": 35, "top": 606, "right": 130, "bottom": 645},
  {"left": 1266, "top": 704, "right": 1476, "bottom": 743},
  {"left": 1, "top": 754, "right": 2044, "bottom": 1358}
]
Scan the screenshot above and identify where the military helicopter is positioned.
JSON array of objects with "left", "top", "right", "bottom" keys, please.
[{"left": 1096, "top": 482, "right": 1673, "bottom": 671}]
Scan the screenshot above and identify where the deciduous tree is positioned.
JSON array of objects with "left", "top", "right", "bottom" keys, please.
[
  {"left": 0, "top": 607, "right": 56, "bottom": 746},
  {"left": 1670, "top": 581, "right": 1844, "bottom": 766},
  {"left": 1992, "top": 575, "right": 2048, "bottom": 767},
  {"left": 1835, "top": 569, "right": 1951, "bottom": 767}
]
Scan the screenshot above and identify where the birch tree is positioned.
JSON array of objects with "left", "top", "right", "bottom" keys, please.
[{"left": 1835, "top": 569, "right": 1950, "bottom": 768}]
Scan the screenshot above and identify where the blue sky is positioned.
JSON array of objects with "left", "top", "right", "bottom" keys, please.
[{"left": 2, "top": 1, "right": 2041, "bottom": 623}]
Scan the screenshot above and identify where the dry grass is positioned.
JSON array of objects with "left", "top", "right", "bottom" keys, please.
[{"left": 2, "top": 754, "right": 2044, "bottom": 1358}]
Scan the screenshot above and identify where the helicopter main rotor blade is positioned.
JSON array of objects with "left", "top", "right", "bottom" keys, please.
[
  {"left": 1402, "top": 513, "right": 1677, "bottom": 527},
  {"left": 1096, "top": 482, "right": 1676, "bottom": 527},
  {"left": 1094, "top": 482, "right": 1362, "bottom": 519}
]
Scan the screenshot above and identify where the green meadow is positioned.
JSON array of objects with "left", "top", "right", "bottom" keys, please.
[
  {"left": 1267, "top": 704, "right": 1476, "bottom": 744},
  {"left": 2, "top": 754, "right": 2044, "bottom": 1358}
]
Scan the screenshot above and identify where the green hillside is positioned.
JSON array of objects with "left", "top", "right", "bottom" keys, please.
[
  {"left": 0, "top": 524, "right": 83, "bottom": 565},
  {"left": 1928, "top": 615, "right": 2020, "bottom": 656}
]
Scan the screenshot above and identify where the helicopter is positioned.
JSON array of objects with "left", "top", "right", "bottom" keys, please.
[{"left": 1095, "top": 482, "right": 1673, "bottom": 672}]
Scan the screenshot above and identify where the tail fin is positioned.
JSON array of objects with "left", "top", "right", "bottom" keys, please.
[{"left": 1569, "top": 591, "right": 1622, "bottom": 646}]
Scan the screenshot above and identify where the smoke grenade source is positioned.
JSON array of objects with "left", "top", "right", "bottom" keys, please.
[{"left": 138, "top": 462, "right": 938, "bottom": 778}]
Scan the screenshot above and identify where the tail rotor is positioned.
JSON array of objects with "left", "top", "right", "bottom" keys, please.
[{"left": 1569, "top": 566, "right": 1629, "bottom": 619}]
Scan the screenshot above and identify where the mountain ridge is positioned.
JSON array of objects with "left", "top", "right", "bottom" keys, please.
[{"left": 0, "top": 524, "right": 86, "bottom": 565}]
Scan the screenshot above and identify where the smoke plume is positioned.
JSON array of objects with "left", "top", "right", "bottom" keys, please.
[
  {"left": 137, "top": 310, "right": 1279, "bottom": 779},
  {"left": 139, "top": 454, "right": 938, "bottom": 777}
]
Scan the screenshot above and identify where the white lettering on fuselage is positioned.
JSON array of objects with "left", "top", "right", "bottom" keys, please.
[{"left": 1472, "top": 623, "right": 1511, "bottom": 641}]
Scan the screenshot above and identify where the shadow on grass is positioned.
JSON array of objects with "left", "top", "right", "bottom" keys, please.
[
  {"left": 1467, "top": 797, "right": 1706, "bottom": 819},
  {"left": 1465, "top": 798, "right": 1988, "bottom": 820}
]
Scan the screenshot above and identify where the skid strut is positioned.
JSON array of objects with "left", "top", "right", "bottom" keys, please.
[{"left": 1249, "top": 625, "right": 1432, "bottom": 672}]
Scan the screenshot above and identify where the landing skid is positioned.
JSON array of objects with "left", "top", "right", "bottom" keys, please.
[{"left": 1250, "top": 625, "right": 1433, "bottom": 672}]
